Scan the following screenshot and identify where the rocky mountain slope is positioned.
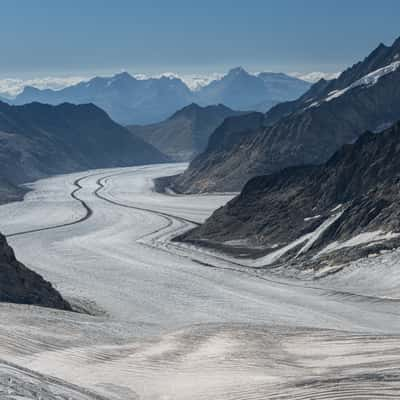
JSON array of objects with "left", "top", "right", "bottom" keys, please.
[
  {"left": 0, "top": 233, "right": 71, "bottom": 309},
  {"left": 0, "top": 101, "right": 167, "bottom": 187},
  {"left": 127, "top": 103, "right": 243, "bottom": 161},
  {"left": 172, "top": 112, "right": 265, "bottom": 192},
  {"left": 174, "top": 37, "right": 400, "bottom": 193},
  {"left": 180, "top": 121, "right": 400, "bottom": 271},
  {"left": 12, "top": 70, "right": 310, "bottom": 125}
]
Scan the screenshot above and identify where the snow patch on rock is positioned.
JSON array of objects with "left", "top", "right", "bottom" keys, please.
[
  {"left": 318, "top": 230, "right": 400, "bottom": 256},
  {"left": 304, "top": 215, "right": 321, "bottom": 221},
  {"left": 252, "top": 212, "right": 343, "bottom": 266},
  {"left": 308, "top": 61, "right": 400, "bottom": 109}
]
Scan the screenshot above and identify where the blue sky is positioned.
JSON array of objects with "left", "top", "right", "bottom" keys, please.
[{"left": 1, "top": 0, "right": 399, "bottom": 77}]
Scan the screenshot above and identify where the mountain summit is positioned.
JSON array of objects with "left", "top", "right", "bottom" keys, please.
[
  {"left": 196, "top": 67, "right": 310, "bottom": 111},
  {"left": 173, "top": 36, "right": 400, "bottom": 193}
]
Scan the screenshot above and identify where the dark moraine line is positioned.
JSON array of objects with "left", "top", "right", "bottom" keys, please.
[
  {"left": 6, "top": 175, "right": 94, "bottom": 238},
  {"left": 94, "top": 173, "right": 201, "bottom": 227}
]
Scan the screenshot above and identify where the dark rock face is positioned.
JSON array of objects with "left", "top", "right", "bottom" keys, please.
[
  {"left": 0, "top": 176, "right": 26, "bottom": 205},
  {"left": 0, "top": 234, "right": 71, "bottom": 310},
  {"left": 127, "top": 103, "right": 243, "bottom": 161},
  {"left": 176, "top": 37, "right": 400, "bottom": 193},
  {"left": 12, "top": 70, "right": 310, "bottom": 125},
  {"left": 181, "top": 122, "right": 400, "bottom": 267},
  {"left": 0, "top": 101, "right": 168, "bottom": 186},
  {"left": 172, "top": 112, "right": 265, "bottom": 192}
]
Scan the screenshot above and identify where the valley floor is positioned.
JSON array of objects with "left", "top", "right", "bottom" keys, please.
[{"left": 1, "top": 163, "right": 400, "bottom": 399}]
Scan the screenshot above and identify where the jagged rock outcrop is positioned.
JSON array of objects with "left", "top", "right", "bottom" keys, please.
[
  {"left": 0, "top": 176, "right": 26, "bottom": 205},
  {"left": 0, "top": 234, "right": 71, "bottom": 310}
]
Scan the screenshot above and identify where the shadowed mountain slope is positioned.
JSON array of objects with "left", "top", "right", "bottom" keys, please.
[
  {"left": 174, "top": 37, "right": 400, "bottom": 193},
  {"left": 180, "top": 121, "right": 400, "bottom": 269},
  {"left": 0, "top": 101, "right": 168, "bottom": 188},
  {"left": 127, "top": 103, "right": 243, "bottom": 161}
]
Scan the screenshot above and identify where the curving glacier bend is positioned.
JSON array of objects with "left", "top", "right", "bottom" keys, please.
[{"left": 1, "top": 163, "right": 400, "bottom": 399}]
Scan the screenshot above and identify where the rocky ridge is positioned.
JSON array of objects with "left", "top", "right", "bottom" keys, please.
[{"left": 174, "top": 37, "right": 400, "bottom": 193}]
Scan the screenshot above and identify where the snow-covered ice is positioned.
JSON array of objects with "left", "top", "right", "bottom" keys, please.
[{"left": 1, "top": 163, "right": 400, "bottom": 398}]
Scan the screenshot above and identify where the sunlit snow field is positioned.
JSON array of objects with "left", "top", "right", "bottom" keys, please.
[{"left": 1, "top": 163, "right": 400, "bottom": 399}]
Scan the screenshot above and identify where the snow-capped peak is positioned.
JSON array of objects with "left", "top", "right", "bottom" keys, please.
[{"left": 227, "top": 66, "right": 249, "bottom": 77}]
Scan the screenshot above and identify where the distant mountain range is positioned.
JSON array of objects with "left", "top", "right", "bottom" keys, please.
[
  {"left": 180, "top": 121, "right": 400, "bottom": 271},
  {"left": 13, "top": 73, "right": 193, "bottom": 125},
  {"left": 173, "top": 36, "right": 400, "bottom": 193},
  {"left": 0, "top": 101, "right": 167, "bottom": 203},
  {"left": 9, "top": 69, "right": 310, "bottom": 125},
  {"left": 127, "top": 103, "right": 244, "bottom": 161}
]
